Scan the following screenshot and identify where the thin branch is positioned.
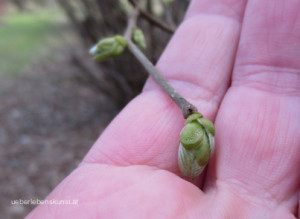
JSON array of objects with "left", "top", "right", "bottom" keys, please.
[
  {"left": 124, "top": 8, "right": 197, "bottom": 118},
  {"left": 124, "top": 6, "right": 139, "bottom": 39},
  {"left": 128, "top": 0, "right": 175, "bottom": 34},
  {"left": 160, "top": 0, "right": 176, "bottom": 29}
]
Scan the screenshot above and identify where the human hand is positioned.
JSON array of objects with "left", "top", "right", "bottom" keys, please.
[{"left": 27, "top": 0, "right": 300, "bottom": 218}]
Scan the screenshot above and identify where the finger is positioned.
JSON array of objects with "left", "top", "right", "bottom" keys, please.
[
  {"left": 82, "top": 0, "right": 247, "bottom": 176},
  {"left": 208, "top": 0, "right": 300, "bottom": 214}
]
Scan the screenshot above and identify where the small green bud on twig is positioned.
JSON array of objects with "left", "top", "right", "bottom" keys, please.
[
  {"left": 163, "top": 0, "right": 174, "bottom": 5},
  {"left": 132, "top": 29, "right": 147, "bottom": 51},
  {"left": 90, "top": 35, "right": 128, "bottom": 62},
  {"left": 178, "top": 112, "right": 215, "bottom": 179}
]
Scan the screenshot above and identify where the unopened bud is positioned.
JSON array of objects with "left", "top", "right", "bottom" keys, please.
[
  {"left": 90, "top": 35, "right": 128, "bottom": 62},
  {"left": 132, "top": 29, "right": 147, "bottom": 51},
  {"left": 163, "top": 0, "right": 174, "bottom": 5},
  {"left": 178, "top": 112, "right": 215, "bottom": 179}
]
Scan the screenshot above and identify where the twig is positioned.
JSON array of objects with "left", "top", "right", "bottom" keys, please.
[
  {"left": 124, "top": 6, "right": 139, "bottom": 39},
  {"left": 124, "top": 8, "right": 197, "bottom": 118},
  {"left": 160, "top": 0, "right": 176, "bottom": 29},
  {"left": 128, "top": 0, "right": 175, "bottom": 34}
]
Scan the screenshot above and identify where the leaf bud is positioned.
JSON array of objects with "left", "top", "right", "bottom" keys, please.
[
  {"left": 178, "top": 112, "right": 215, "bottom": 178},
  {"left": 132, "top": 29, "right": 147, "bottom": 51},
  {"left": 163, "top": 0, "right": 174, "bottom": 5},
  {"left": 89, "top": 35, "right": 128, "bottom": 62}
]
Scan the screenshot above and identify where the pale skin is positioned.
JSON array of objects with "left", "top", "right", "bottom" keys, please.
[{"left": 27, "top": 0, "right": 300, "bottom": 218}]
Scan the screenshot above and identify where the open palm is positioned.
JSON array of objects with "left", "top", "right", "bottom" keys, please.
[{"left": 28, "top": 0, "right": 300, "bottom": 218}]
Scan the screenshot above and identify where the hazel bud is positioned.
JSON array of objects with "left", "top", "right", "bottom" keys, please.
[
  {"left": 178, "top": 112, "right": 215, "bottom": 179},
  {"left": 163, "top": 0, "right": 174, "bottom": 5},
  {"left": 89, "top": 35, "right": 128, "bottom": 62},
  {"left": 132, "top": 29, "right": 147, "bottom": 51}
]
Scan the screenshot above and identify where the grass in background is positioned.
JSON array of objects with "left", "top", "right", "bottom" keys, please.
[{"left": 0, "top": 7, "right": 65, "bottom": 76}]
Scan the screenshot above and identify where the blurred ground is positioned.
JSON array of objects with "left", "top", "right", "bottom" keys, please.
[{"left": 0, "top": 6, "right": 117, "bottom": 218}]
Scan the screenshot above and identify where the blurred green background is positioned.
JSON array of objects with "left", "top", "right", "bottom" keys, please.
[
  {"left": 0, "top": 2, "right": 70, "bottom": 76},
  {"left": 0, "top": 0, "right": 188, "bottom": 218}
]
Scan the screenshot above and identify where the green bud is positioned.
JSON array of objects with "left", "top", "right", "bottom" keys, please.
[
  {"left": 132, "top": 29, "right": 147, "bottom": 51},
  {"left": 185, "top": 112, "right": 203, "bottom": 124},
  {"left": 195, "top": 135, "right": 210, "bottom": 167},
  {"left": 163, "top": 0, "right": 174, "bottom": 5},
  {"left": 89, "top": 35, "right": 128, "bottom": 62},
  {"left": 178, "top": 112, "right": 215, "bottom": 179},
  {"left": 197, "top": 117, "right": 215, "bottom": 136},
  {"left": 180, "top": 122, "right": 204, "bottom": 150}
]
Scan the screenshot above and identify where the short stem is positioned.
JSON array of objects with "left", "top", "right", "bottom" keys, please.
[{"left": 124, "top": 8, "right": 197, "bottom": 118}]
